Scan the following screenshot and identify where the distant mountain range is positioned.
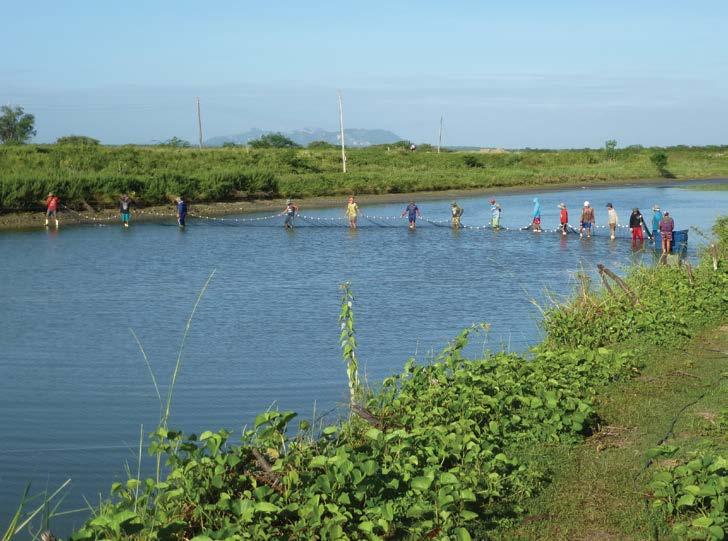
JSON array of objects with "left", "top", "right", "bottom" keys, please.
[{"left": 205, "top": 128, "right": 404, "bottom": 148}]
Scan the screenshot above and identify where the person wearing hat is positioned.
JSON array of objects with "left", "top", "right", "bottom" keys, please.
[
  {"left": 558, "top": 203, "right": 569, "bottom": 236},
  {"left": 629, "top": 208, "right": 645, "bottom": 244},
  {"left": 346, "top": 196, "right": 359, "bottom": 229},
  {"left": 450, "top": 201, "right": 464, "bottom": 229},
  {"left": 579, "top": 201, "right": 595, "bottom": 238},
  {"left": 281, "top": 199, "right": 299, "bottom": 229},
  {"left": 606, "top": 202, "right": 619, "bottom": 240},
  {"left": 176, "top": 195, "right": 188, "bottom": 228},
  {"left": 402, "top": 200, "right": 420, "bottom": 230},
  {"left": 44, "top": 192, "right": 60, "bottom": 228},
  {"left": 531, "top": 197, "right": 542, "bottom": 233},
  {"left": 489, "top": 199, "right": 501, "bottom": 229},
  {"left": 659, "top": 211, "right": 675, "bottom": 255},
  {"left": 651, "top": 205, "right": 663, "bottom": 242}
]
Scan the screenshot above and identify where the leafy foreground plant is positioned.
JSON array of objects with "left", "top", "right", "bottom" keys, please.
[
  {"left": 67, "top": 315, "right": 641, "bottom": 541},
  {"left": 649, "top": 452, "right": 728, "bottom": 540}
]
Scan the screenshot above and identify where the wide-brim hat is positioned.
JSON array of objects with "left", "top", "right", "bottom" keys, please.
[{"left": 652, "top": 205, "right": 660, "bottom": 211}]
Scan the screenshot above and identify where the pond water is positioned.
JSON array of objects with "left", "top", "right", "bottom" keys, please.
[{"left": 0, "top": 180, "right": 726, "bottom": 534}]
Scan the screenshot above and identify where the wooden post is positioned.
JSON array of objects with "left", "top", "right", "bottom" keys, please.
[
  {"left": 597, "top": 266, "right": 615, "bottom": 298},
  {"left": 338, "top": 90, "right": 347, "bottom": 173},
  {"left": 597, "top": 264, "right": 639, "bottom": 305},
  {"left": 437, "top": 114, "right": 443, "bottom": 154},
  {"left": 196, "top": 97, "right": 203, "bottom": 149}
]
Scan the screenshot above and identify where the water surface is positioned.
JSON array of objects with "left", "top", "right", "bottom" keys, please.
[{"left": 0, "top": 181, "right": 725, "bottom": 533}]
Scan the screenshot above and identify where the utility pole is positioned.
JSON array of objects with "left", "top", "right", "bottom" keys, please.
[
  {"left": 437, "top": 114, "right": 444, "bottom": 154},
  {"left": 196, "top": 96, "right": 203, "bottom": 149},
  {"left": 338, "top": 90, "right": 347, "bottom": 173}
]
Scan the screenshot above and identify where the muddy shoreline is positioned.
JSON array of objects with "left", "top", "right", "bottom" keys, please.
[{"left": 1, "top": 176, "right": 725, "bottom": 232}]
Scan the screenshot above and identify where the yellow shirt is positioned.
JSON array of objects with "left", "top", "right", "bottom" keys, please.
[{"left": 346, "top": 202, "right": 358, "bottom": 217}]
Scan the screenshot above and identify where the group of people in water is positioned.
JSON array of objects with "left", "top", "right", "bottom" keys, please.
[
  {"left": 43, "top": 192, "right": 679, "bottom": 255},
  {"left": 336, "top": 195, "right": 678, "bottom": 254},
  {"left": 539, "top": 198, "right": 676, "bottom": 254}
]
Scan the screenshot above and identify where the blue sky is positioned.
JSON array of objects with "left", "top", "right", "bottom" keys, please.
[{"left": 2, "top": 0, "right": 727, "bottom": 147}]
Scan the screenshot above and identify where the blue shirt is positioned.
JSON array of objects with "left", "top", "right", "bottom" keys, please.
[
  {"left": 405, "top": 204, "right": 419, "bottom": 219},
  {"left": 532, "top": 198, "right": 541, "bottom": 219},
  {"left": 177, "top": 201, "right": 188, "bottom": 215},
  {"left": 652, "top": 210, "right": 663, "bottom": 231}
]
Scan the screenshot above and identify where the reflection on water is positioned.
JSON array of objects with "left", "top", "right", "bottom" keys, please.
[{"left": 0, "top": 181, "right": 726, "bottom": 534}]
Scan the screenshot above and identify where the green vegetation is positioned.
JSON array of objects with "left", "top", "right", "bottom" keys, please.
[
  {"left": 24, "top": 218, "right": 719, "bottom": 540},
  {"left": 1, "top": 143, "right": 728, "bottom": 210},
  {"left": 248, "top": 133, "right": 299, "bottom": 149},
  {"left": 0, "top": 106, "right": 36, "bottom": 145},
  {"left": 651, "top": 150, "right": 671, "bottom": 177},
  {"left": 159, "top": 137, "right": 192, "bottom": 148},
  {"left": 504, "top": 324, "right": 727, "bottom": 540},
  {"left": 56, "top": 135, "right": 100, "bottom": 146},
  {"left": 604, "top": 139, "right": 618, "bottom": 160}
]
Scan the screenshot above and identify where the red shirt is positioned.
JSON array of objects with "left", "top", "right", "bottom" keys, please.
[
  {"left": 560, "top": 208, "right": 568, "bottom": 224},
  {"left": 46, "top": 196, "right": 60, "bottom": 211}
]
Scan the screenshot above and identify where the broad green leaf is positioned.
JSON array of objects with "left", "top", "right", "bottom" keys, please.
[
  {"left": 411, "top": 476, "right": 433, "bottom": 491},
  {"left": 692, "top": 516, "right": 714, "bottom": 528},
  {"left": 358, "top": 521, "right": 375, "bottom": 533},
  {"left": 439, "top": 472, "right": 458, "bottom": 485},
  {"left": 255, "top": 501, "right": 281, "bottom": 513},
  {"left": 365, "top": 428, "right": 383, "bottom": 441}
]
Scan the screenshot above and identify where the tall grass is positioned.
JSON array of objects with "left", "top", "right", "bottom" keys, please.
[{"left": 1, "top": 144, "right": 727, "bottom": 209}]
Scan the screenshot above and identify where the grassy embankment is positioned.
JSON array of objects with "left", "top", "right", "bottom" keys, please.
[
  {"left": 4, "top": 220, "right": 726, "bottom": 540},
  {"left": 1, "top": 144, "right": 728, "bottom": 211}
]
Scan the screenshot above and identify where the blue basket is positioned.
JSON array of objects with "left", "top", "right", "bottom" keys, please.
[{"left": 672, "top": 229, "right": 688, "bottom": 253}]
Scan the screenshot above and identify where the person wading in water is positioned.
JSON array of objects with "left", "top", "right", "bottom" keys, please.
[
  {"left": 402, "top": 201, "right": 421, "bottom": 230},
  {"left": 490, "top": 199, "right": 501, "bottom": 229},
  {"left": 659, "top": 211, "right": 675, "bottom": 255},
  {"left": 119, "top": 194, "right": 134, "bottom": 228},
  {"left": 606, "top": 202, "right": 619, "bottom": 240},
  {"left": 346, "top": 196, "right": 359, "bottom": 229},
  {"left": 45, "top": 192, "right": 60, "bottom": 228},
  {"left": 451, "top": 201, "right": 464, "bottom": 229},
  {"left": 531, "top": 197, "right": 542, "bottom": 233},
  {"left": 580, "top": 201, "right": 595, "bottom": 239},
  {"left": 629, "top": 208, "right": 645, "bottom": 245},
  {"left": 282, "top": 199, "right": 299, "bottom": 229},
  {"left": 559, "top": 203, "right": 569, "bottom": 236},
  {"left": 176, "top": 196, "right": 188, "bottom": 228}
]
